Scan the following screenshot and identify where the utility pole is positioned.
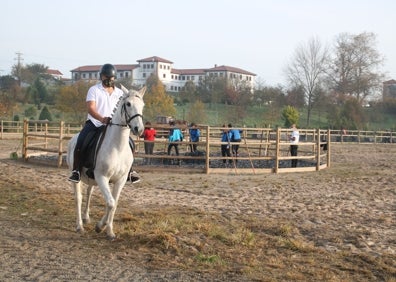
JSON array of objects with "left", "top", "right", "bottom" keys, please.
[{"left": 14, "top": 51, "right": 23, "bottom": 85}]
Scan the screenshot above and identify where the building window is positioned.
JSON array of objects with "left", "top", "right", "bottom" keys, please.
[
  {"left": 125, "top": 72, "right": 129, "bottom": 78},
  {"left": 191, "top": 76, "right": 195, "bottom": 81},
  {"left": 143, "top": 73, "right": 146, "bottom": 78},
  {"left": 187, "top": 76, "right": 190, "bottom": 80},
  {"left": 120, "top": 72, "right": 123, "bottom": 78},
  {"left": 151, "top": 64, "right": 154, "bottom": 69},
  {"left": 82, "top": 73, "right": 86, "bottom": 79},
  {"left": 163, "top": 74, "right": 166, "bottom": 78},
  {"left": 160, "top": 64, "right": 162, "bottom": 69}
]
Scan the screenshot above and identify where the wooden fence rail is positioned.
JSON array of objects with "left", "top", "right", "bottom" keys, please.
[{"left": 19, "top": 119, "right": 332, "bottom": 174}]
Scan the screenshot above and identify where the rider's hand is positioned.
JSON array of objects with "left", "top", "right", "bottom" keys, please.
[{"left": 102, "top": 117, "right": 111, "bottom": 125}]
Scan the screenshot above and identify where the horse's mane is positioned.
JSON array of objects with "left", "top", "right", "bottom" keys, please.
[{"left": 111, "top": 89, "right": 129, "bottom": 119}]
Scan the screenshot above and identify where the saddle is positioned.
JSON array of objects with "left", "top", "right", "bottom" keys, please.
[
  {"left": 81, "top": 126, "right": 135, "bottom": 180},
  {"left": 81, "top": 126, "right": 106, "bottom": 179}
]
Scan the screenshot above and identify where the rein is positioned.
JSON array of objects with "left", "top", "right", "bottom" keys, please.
[{"left": 109, "top": 101, "right": 143, "bottom": 128}]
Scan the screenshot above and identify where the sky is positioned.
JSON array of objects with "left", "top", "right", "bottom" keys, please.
[{"left": 1, "top": 0, "right": 395, "bottom": 86}]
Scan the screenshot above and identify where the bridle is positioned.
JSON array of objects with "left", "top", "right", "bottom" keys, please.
[{"left": 110, "top": 95, "right": 143, "bottom": 128}]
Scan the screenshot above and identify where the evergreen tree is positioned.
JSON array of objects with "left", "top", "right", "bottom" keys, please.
[
  {"left": 281, "top": 105, "right": 299, "bottom": 127},
  {"left": 39, "top": 106, "right": 52, "bottom": 121}
]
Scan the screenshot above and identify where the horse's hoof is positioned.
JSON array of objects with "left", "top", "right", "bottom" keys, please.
[
  {"left": 76, "top": 227, "right": 85, "bottom": 233},
  {"left": 107, "top": 234, "right": 116, "bottom": 241},
  {"left": 95, "top": 223, "right": 105, "bottom": 233}
]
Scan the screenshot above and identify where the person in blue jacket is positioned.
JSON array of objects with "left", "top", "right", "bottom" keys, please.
[
  {"left": 221, "top": 124, "right": 232, "bottom": 164},
  {"left": 188, "top": 122, "right": 200, "bottom": 153},
  {"left": 228, "top": 123, "right": 242, "bottom": 161},
  {"left": 167, "top": 121, "right": 184, "bottom": 156}
]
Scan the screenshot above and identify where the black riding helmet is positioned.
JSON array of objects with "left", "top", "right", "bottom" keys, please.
[
  {"left": 100, "top": 63, "right": 117, "bottom": 78},
  {"left": 100, "top": 64, "right": 117, "bottom": 87}
]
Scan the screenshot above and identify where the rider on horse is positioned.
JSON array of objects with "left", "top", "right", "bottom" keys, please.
[{"left": 68, "top": 64, "right": 140, "bottom": 184}]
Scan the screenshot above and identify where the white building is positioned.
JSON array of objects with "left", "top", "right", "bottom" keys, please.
[{"left": 70, "top": 56, "right": 256, "bottom": 92}]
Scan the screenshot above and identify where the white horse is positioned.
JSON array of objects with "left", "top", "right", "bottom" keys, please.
[{"left": 66, "top": 86, "right": 145, "bottom": 239}]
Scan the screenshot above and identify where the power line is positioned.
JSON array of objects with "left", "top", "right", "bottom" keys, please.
[{"left": 14, "top": 51, "right": 23, "bottom": 84}]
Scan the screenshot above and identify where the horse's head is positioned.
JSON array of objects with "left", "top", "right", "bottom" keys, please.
[{"left": 120, "top": 85, "right": 146, "bottom": 136}]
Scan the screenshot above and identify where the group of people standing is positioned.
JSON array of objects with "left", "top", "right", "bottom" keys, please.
[
  {"left": 143, "top": 122, "right": 300, "bottom": 168},
  {"left": 221, "top": 123, "right": 242, "bottom": 165},
  {"left": 141, "top": 120, "right": 201, "bottom": 163}
]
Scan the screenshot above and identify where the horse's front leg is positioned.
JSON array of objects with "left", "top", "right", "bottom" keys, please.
[
  {"left": 82, "top": 185, "right": 94, "bottom": 224},
  {"left": 105, "top": 179, "right": 126, "bottom": 239},
  {"left": 95, "top": 177, "right": 116, "bottom": 239},
  {"left": 73, "top": 182, "right": 84, "bottom": 233}
]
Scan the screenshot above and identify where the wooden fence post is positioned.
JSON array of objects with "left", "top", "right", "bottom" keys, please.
[
  {"left": 205, "top": 125, "right": 210, "bottom": 174},
  {"left": 58, "top": 121, "right": 64, "bottom": 167},
  {"left": 275, "top": 127, "right": 280, "bottom": 173},
  {"left": 316, "top": 128, "right": 320, "bottom": 171},
  {"left": 23, "top": 119, "right": 28, "bottom": 161},
  {"left": 327, "top": 129, "right": 331, "bottom": 167}
]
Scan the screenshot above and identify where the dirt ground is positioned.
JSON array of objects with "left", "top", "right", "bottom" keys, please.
[{"left": 0, "top": 139, "right": 395, "bottom": 281}]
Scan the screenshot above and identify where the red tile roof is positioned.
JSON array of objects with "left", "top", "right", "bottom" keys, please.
[
  {"left": 137, "top": 56, "right": 173, "bottom": 64},
  {"left": 47, "top": 69, "right": 63, "bottom": 75},
  {"left": 207, "top": 65, "right": 256, "bottom": 76},
  {"left": 71, "top": 64, "right": 138, "bottom": 72}
]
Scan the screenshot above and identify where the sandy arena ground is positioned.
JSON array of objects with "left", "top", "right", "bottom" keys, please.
[{"left": 0, "top": 139, "right": 395, "bottom": 281}]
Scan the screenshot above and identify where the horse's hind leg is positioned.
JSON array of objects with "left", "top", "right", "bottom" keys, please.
[
  {"left": 82, "top": 185, "right": 94, "bottom": 224},
  {"left": 73, "top": 182, "right": 84, "bottom": 233}
]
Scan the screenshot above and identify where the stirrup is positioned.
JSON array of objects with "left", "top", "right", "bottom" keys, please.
[
  {"left": 128, "top": 171, "right": 141, "bottom": 184},
  {"left": 68, "top": 170, "right": 80, "bottom": 183}
]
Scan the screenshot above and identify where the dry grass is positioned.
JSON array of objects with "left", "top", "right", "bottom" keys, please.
[
  {"left": 1, "top": 141, "right": 395, "bottom": 281},
  {"left": 1, "top": 179, "right": 395, "bottom": 281}
]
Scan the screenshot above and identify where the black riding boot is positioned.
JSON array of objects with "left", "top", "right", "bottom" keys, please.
[{"left": 68, "top": 149, "right": 81, "bottom": 183}]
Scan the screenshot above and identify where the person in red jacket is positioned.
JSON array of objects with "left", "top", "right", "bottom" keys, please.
[{"left": 142, "top": 121, "right": 156, "bottom": 164}]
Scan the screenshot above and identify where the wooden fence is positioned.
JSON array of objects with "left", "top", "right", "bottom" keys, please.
[{"left": 17, "top": 119, "right": 332, "bottom": 174}]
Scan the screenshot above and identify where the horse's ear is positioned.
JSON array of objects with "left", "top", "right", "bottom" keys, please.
[
  {"left": 120, "top": 84, "right": 129, "bottom": 94},
  {"left": 139, "top": 86, "right": 146, "bottom": 97}
]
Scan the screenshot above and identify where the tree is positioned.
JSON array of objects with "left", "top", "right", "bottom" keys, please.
[
  {"left": 24, "top": 106, "right": 38, "bottom": 119},
  {"left": 196, "top": 76, "right": 227, "bottom": 105},
  {"left": 55, "top": 81, "right": 90, "bottom": 122},
  {"left": 281, "top": 105, "right": 299, "bottom": 128},
  {"left": 39, "top": 106, "right": 52, "bottom": 121},
  {"left": 327, "top": 32, "right": 384, "bottom": 104},
  {"left": 327, "top": 97, "right": 365, "bottom": 130},
  {"left": 285, "top": 85, "right": 305, "bottom": 108},
  {"left": 12, "top": 63, "right": 48, "bottom": 85},
  {"left": 27, "top": 78, "right": 49, "bottom": 108},
  {"left": 144, "top": 75, "right": 176, "bottom": 121},
  {"left": 179, "top": 80, "right": 197, "bottom": 104},
  {"left": 0, "top": 75, "right": 20, "bottom": 117},
  {"left": 285, "top": 37, "right": 329, "bottom": 126}
]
